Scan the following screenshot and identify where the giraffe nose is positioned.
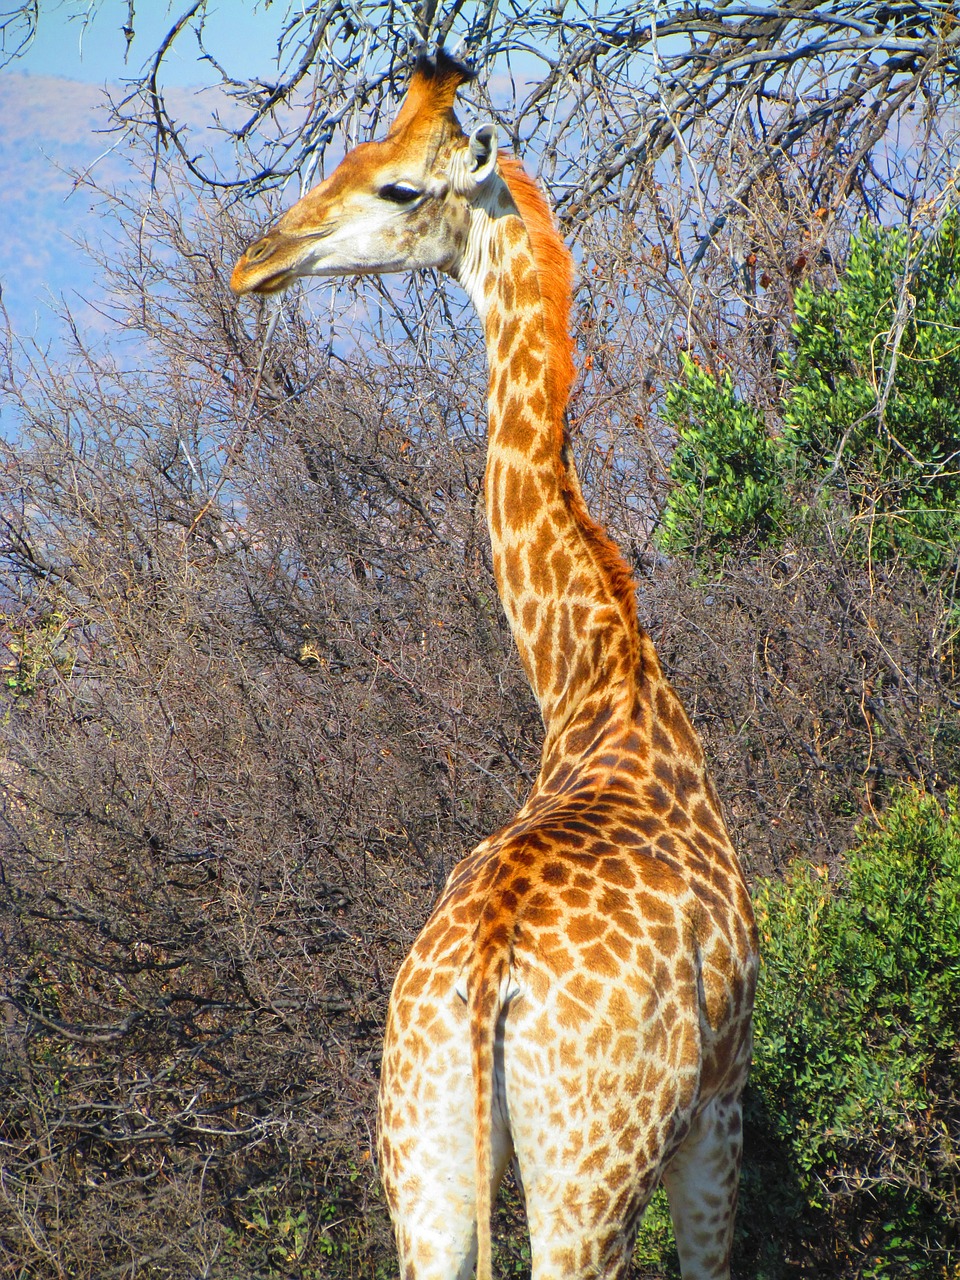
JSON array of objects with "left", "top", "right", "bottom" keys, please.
[
  {"left": 244, "top": 235, "right": 275, "bottom": 265},
  {"left": 231, "top": 232, "right": 288, "bottom": 295}
]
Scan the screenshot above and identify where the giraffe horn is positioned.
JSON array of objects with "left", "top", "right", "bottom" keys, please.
[{"left": 388, "top": 46, "right": 476, "bottom": 135}]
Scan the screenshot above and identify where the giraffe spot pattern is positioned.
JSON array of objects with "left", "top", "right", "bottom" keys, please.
[{"left": 271, "top": 74, "right": 769, "bottom": 1279}]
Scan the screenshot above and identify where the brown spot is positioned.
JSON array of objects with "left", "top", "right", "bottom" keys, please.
[
  {"left": 604, "top": 1161, "right": 631, "bottom": 1190},
  {"left": 515, "top": 270, "right": 540, "bottom": 311},
  {"left": 671, "top": 709, "right": 700, "bottom": 757},
  {"left": 637, "top": 891, "right": 673, "bottom": 926},
  {"left": 547, "top": 947, "right": 578, "bottom": 983},
  {"left": 527, "top": 386, "right": 547, "bottom": 416},
  {"left": 561, "top": 887, "right": 592, "bottom": 911},
  {"left": 654, "top": 757, "right": 675, "bottom": 788},
  {"left": 501, "top": 543, "right": 524, "bottom": 590},
  {"left": 524, "top": 898, "right": 562, "bottom": 928},
  {"left": 510, "top": 345, "right": 544, "bottom": 383},
  {"left": 597, "top": 885, "right": 629, "bottom": 913},
  {"left": 531, "top": 631, "right": 556, "bottom": 692},
  {"left": 607, "top": 929, "right": 633, "bottom": 961},
  {"left": 582, "top": 940, "right": 618, "bottom": 976},
  {"left": 505, "top": 217, "right": 525, "bottom": 246},
  {"left": 569, "top": 849, "right": 600, "bottom": 869},
  {"left": 529, "top": 533, "right": 558, "bottom": 596},
  {"left": 585, "top": 1021, "right": 614, "bottom": 1058},
  {"left": 570, "top": 973, "right": 603, "bottom": 1007},
  {"left": 644, "top": 784, "right": 671, "bottom": 815},
  {"left": 551, "top": 546, "right": 573, "bottom": 586},
  {"left": 674, "top": 764, "right": 700, "bottom": 807},
  {"left": 414, "top": 919, "right": 444, "bottom": 956},
  {"left": 692, "top": 799, "right": 724, "bottom": 840},
  {"left": 520, "top": 469, "right": 541, "bottom": 523},
  {"left": 497, "top": 316, "right": 520, "bottom": 359},
  {"left": 588, "top": 1185, "right": 611, "bottom": 1217},
  {"left": 602, "top": 858, "right": 636, "bottom": 887},
  {"left": 400, "top": 965, "right": 428, "bottom": 998},
  {"left": 497, "top": 405, "right": 536, "bottom": 453},
  {"left": 502, "top": 463, "right": 538, "bottom": 530},
  {"left": 667, "top": 805, "right": 692, "bottom": 833}
]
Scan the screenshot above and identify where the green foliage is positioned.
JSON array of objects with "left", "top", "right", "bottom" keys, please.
[
  {"left": 633, "top": 788, "right": 960, "bottom": 1278},
  {"left": 633, "top": 1186, "right": 680, "bottom": 1277},
  {"left": 492, "top": 1175, "right": 534, "bottom": 1280},
  {"left": 658, "top": 355, "right": 783, "bottom": 554},
  {"left": 783, "top": 214, "right": 960, "bottom": 576},
  {"left": 219, "top": 1163, "right": 385, "bottom": 1280},
  {"left": 1, "top": 609, "right": 75, "bottom": 697},
  {"left": 659, "top": 214, "right": 960, "bottom": 580},
  {"left": 740, "top": 787, "right": 960, "bottom": 1278}
]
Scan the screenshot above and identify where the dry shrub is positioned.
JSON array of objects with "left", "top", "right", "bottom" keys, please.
[{"left": 1, "top": 43, "right": 958, "bottom": 1269}]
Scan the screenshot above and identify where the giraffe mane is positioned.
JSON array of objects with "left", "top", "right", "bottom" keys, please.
[
  {"left": 496, "top": 154, "right": 576, "bottom": 413},
  {"left": 497, "top": 153, "right": 641, "bottom": 663}
]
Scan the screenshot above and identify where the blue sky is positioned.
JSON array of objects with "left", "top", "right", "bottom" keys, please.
[
  {"left": 0, "top": 2, "right": 283, "bottom": 348},
  {"left": 11, "top": 2, "right": 277, "bottom": 86},
  {"left": 0, "top": 4, "right": 526, "bottom": 361}
]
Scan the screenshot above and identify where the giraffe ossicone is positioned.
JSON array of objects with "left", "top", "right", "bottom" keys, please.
[{"left": 232, "top": 49, "right": 758, "bottom": 1280}]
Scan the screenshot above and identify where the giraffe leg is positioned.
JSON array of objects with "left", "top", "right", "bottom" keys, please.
[
  {"left": 519, "top": 1155, "right": 659, "bottom": 1280},
  {"left": 660, "top": 1090, "right": 744, "bottom": 1280},
  {"left": 504, "top": 1002, "right": 702, "bottom": 1280},
  {"left": 377, "top": 976, "right": 513, "bottom": 1280}
]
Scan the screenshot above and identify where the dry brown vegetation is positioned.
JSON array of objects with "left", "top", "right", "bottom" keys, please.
[{"left": 1, "top": 3, "right": 959, "bottom": 1277}]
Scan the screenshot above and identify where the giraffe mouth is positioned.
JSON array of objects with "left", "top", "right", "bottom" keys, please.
[
  {"left": 248, "top": 269, "right": 297, "bottom": 295},
  {"left": 230, "top": 260, "right": 297, "bottom": 296},
  {"left": 232, "top": 224, "right": 344, "bottom": 294}
]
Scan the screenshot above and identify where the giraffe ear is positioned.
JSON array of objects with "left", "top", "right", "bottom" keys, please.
[
  {"left": 468, "top": 124, "right": 498, "bottom": 175},
  {"left": 449, "top": 123, "right": 498, "bottom": 194}
]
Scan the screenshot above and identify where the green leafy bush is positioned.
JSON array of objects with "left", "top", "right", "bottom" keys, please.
[
  {"left": 659, "top": 214, "right": 960, "bottom": 581},
  {"left": 633, "top": 1185, "right": 681, "bottom": 1278},
  {"left": 783, "top": 214, "right": 960, "bottom": 576},
  {"left": 740, "top": 787, "right": 960, "bottom": 1278},
  {"left": 633, "top": 787, "right": 960, "bottom": 1278},
  {"left": 658, "top": 354, "right": 783, "bottom": 555}
]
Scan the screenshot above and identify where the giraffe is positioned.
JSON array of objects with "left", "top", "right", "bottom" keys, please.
[{"left": 231, "top": 51, "right": 758, "bottom": 1280}]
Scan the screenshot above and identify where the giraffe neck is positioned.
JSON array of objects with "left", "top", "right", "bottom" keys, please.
[{"left": 454, "top": 158, "right": 648, "bottom": 763}]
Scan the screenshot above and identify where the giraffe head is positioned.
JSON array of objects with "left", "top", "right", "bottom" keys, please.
[{"left": 230, "top": 51, "right": 498, "bottom": 295}]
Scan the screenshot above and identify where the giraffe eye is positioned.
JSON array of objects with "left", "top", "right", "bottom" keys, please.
[{"left": 378, "top": 183, "right": 422, "bottom": 204}]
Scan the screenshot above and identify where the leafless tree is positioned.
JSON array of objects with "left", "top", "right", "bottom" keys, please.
[{"left": 1, "top": 5, "right": 958, "bottom": 1277}]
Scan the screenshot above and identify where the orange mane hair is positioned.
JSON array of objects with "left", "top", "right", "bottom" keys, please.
[
  {"left": 497, "top": 153, "right": 576, "bottom": 417},
  {"left": 497, "top": 153, "right": 641, "bottom": 655}
]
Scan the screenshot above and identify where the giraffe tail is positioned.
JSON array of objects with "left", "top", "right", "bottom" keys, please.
[{"left": 468, "top": 911, "right": 511, "bottom": 1280}]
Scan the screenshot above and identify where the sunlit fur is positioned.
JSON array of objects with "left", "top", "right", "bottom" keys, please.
[
  {"left": 230, "top": 50, "right": 757, "bottom": 1280},
  {"left": 497, "top": 154, "right": 642, "bottom": 675},
  {"left": 387, "top": 51, "right": 476, "bottom": 136}
]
